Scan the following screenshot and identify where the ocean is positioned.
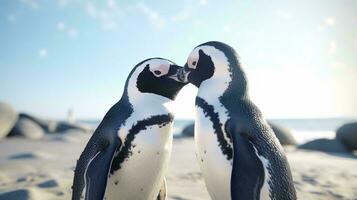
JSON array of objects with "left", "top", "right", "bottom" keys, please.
[{"left": 81, "top": 118, "right": 356, "bottom": 145}]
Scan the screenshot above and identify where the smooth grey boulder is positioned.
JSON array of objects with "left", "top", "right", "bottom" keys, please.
[
  {"left": 298, "top": 138, "right": 349, "bottom": 153},
  {"left": 336, "top": 122, "right": 357, "bottom": 150},
  {"left": 0, "top": 102, "right": 18, "bottom": 140},
  {"left": 0, "top": 189, "right": 30, "bottom": 199},
  {"left": 37, "top": 179, "right": 59, "bottom": 188},
  {"left": 55, "top": 121, "right": 91, "bottom": 133},
  {"left": 18, "top": 113, "right": 92, "bottom": 134},
  {"left": 19, "top": 113, "right": 57, "bottom": 133},
  {"left": 181, "top": 123, "right": 194, "bottom": 137},
  {"left": 268, "top": 122, "right": 297, "bottom": 146},
  {"left": 9, "top": 116, "right": 44, "bottom": 139}
]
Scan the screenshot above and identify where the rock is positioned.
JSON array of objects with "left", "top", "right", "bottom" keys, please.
[
  {"left": 0, "top": 102, "right": 18, "bottom": 140},
  {"left": 0, "top": 189, "right": 30, "bottom": 199},
  {"left": 0, "top": 188, "right": 57, "bottom": 199},
  {"left": 181, "top": 123, "right": 194, "bottom": 137},
  {"left": 55, "top": 121, "right": 91, "bottom": 133},
  {"left": 8, "top": 153, "right": 39, "bottom": 160},
  {"left": 298, "top": 139, "right": 349, "bottom": 153},
  {"left": 268, "top": 122, "right": 297, "bottom": 146},
  {"left": 9, "top": 116, "right": 44, "bottom": 139},
  {"left": 8, "top": 152, "right": 53, "bottom": 160},
  {"left": 19, "top": 113, "right": 57, "bottom": 133},
  {"left": 336, "top": 122, "right": 357, "bottom": 150},
  {"left": 37, "top": 179, "right": 59, "bottom": 188},
  {"left": 20, "top": 113, "right": 92, "bottom": 134}
]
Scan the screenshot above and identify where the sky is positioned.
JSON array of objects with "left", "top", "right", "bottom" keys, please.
[{"left": 0, "top": 0, "right": 356, "bottom": 120}]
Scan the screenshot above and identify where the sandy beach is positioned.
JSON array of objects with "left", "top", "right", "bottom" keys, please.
[
  {"left": 0, "top": 131, "right": 356, "bottom": 200},
  {"left": 2, "top": 0, "right": 357, "bottom": 199}
]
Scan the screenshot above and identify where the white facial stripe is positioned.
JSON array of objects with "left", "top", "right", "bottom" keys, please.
[
  {"left": 187, "top": 52, "right": 198, "bottom": 69},
  {"left": 195, "top": 45, "right": 231, "bottom": 100},
  {"left": 148, "top": 59, "right": 172, "bottom": 77},
  {"left": 198, "top": 45, "right": 234, "bottom": 80},
  {"left": 187, "top": 45, "right": 223, "bottom": 70}
]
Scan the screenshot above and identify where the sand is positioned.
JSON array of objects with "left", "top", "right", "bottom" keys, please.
[{"left": 0, "top": 132, "right": 356, "bottom": 200}]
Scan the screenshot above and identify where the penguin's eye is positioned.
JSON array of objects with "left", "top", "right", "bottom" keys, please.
[
  {"left": 187, "top": 53, "right": 198, "bottom": 69},
  {"left": 154, "top": 70, "right": 161, "bottom": 75},
  {"left": 148, "top": 61, "right": 170, "bottom": 77}
]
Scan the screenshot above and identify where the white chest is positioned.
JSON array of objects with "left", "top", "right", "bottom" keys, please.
[
  {"left": 195, "top": 106, "right": 232, "bottom": 200},
  {"left": 104, "top": 114, "right": 173, "bottom": 200}
]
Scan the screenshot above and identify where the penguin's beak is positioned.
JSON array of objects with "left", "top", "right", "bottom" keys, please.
[
  {"left": 176, "top": 63, "right": 190, "bottom": 83},
  {"left": 168, "top": 65, "right": 189, "bottom": 83}
]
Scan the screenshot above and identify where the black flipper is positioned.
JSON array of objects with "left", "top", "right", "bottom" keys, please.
[
  {"left": 72, "top": 133, "right": 121, "bottom": 200},
  {"left": 229, "top": 126, "right": 265, "bottom": 200},
  {"left": 156, "top": 177, "right": 167, "bottom": 200},
  {"left": 84, "top": 137, "right": 120, "bottom": 200}
]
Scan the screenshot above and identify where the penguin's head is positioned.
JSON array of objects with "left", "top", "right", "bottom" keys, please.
[
  {"left": 178, "top": 41, "right": 241, "bottom": 87},
  {"left": 125, "top": 58, "right": 187, "bottom": 101}
]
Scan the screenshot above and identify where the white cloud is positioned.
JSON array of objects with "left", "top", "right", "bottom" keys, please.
[
  {"left": 137, "top": 2, "right": 167, "bottom": 29},
  {"left": 171, "top": 3, "right": 192, "bottom": 22},
  {"left": 57, "top": 22, "right": 65, "bottom": 31},
  {"left": 67, "top": 28, "right": 78, "bottom": 38},
  {"left": 328, "top": 41, "right": 336, "bottom": 55},
  {"left": 325, "top": 17, "right": 336, "bottom": 26},
  {"left": 85, "top": 2, "right": 121, "bottom": 31},
  {"left": 39, "top": 48, "right": 47, "bottom": 57},
  {"left": 57, "top": 22, "right": 82, "bottom": 38}
]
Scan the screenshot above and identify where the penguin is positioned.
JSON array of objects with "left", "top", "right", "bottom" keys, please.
[
  {"left": 72, "top": 58, "right": 187, "bottom": 200},
  {"left": 178, "top": 41, "right": 297, "bottom": 200}
]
